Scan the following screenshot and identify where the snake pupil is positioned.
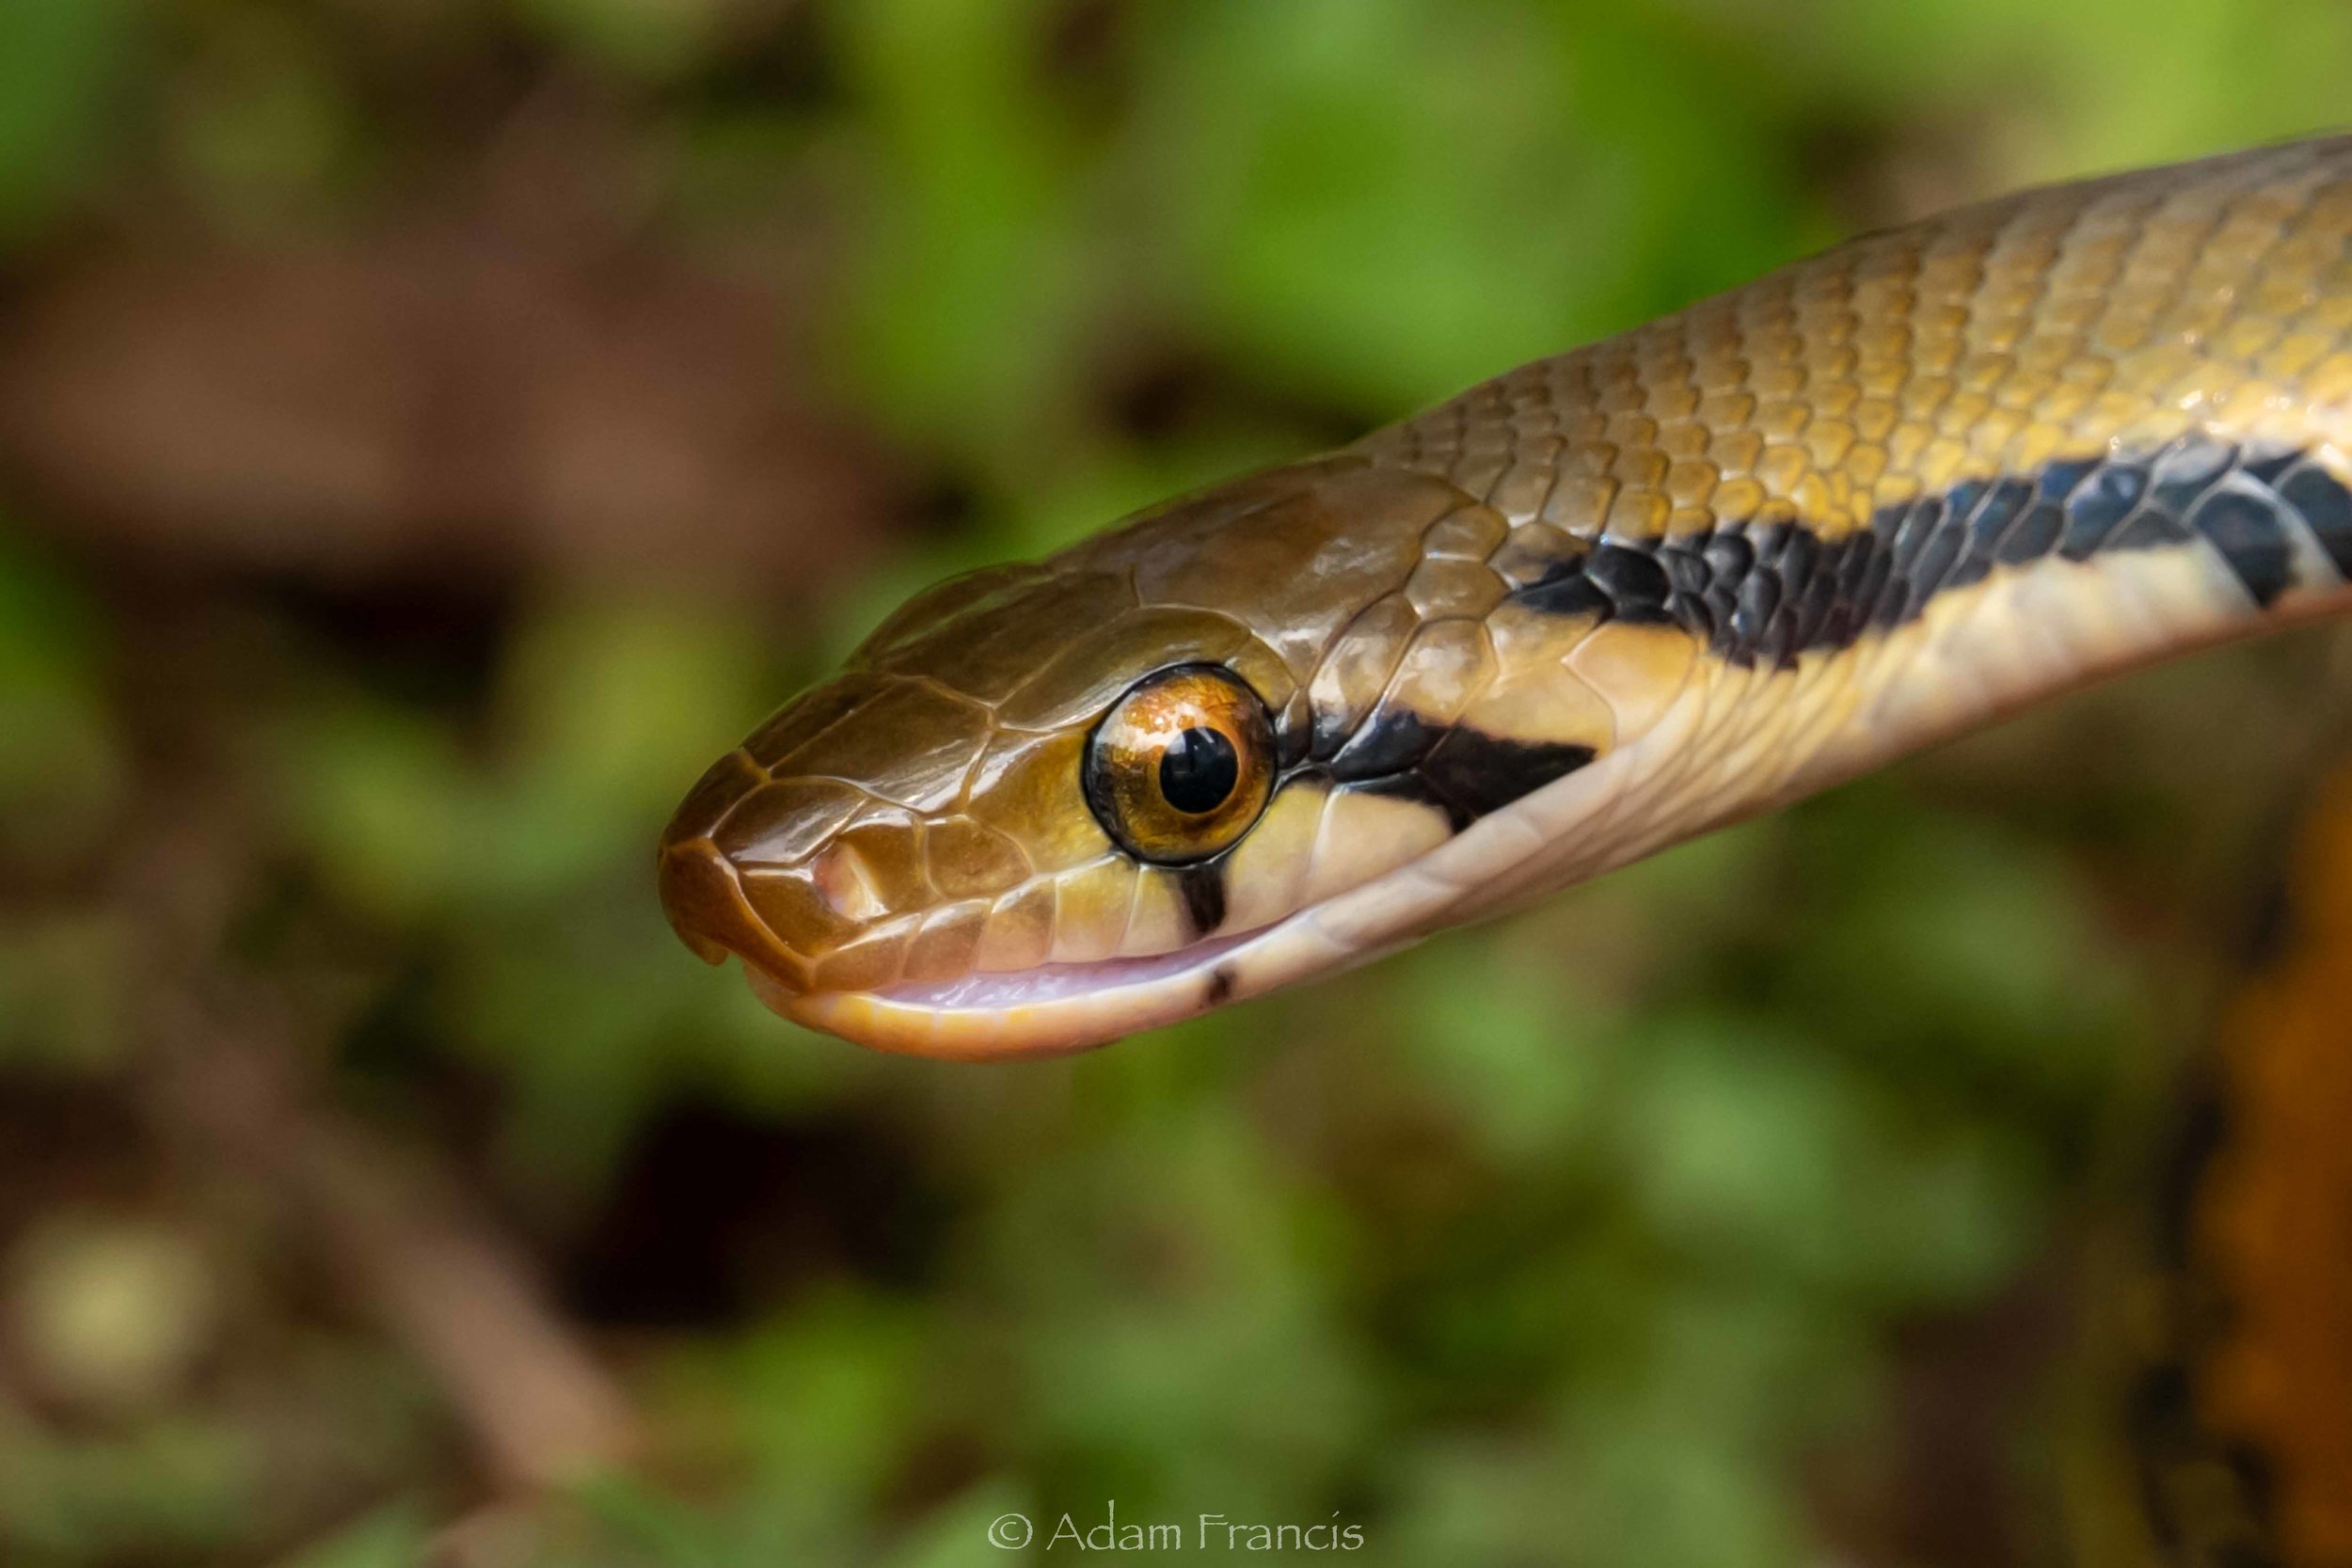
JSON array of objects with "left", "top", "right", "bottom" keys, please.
[{"left": 1158, "top": 726, "right": 1239, "bottom": 814}]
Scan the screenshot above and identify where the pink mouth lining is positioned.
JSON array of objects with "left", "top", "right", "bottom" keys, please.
[{"left": 872, "top": 929, "right": 1261, "bottom": 1010}]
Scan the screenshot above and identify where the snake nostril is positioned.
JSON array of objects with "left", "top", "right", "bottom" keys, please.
[
  {"left": 657, "top": 840, "right": 807, "bottom": 990},
  {"left": 811, "top": 841, "right": 890, "bottom": 923}
]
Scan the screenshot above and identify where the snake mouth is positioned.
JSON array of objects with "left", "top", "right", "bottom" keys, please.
[
  {"left": 748, "top": 926, "right": 1295, "bottom": 1060},
  {"left": 660, "top": 833, "right": 1311, "bottom": 1058},
  {"left": 868, "top": 931, "right": 1259, "bottom": 1010}
]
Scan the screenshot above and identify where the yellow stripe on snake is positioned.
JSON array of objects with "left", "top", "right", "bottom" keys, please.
[{"left": 661, "top": 135, "right": 2352, "bottom": 1062}]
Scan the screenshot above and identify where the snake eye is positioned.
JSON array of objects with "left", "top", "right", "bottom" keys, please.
[{"left": 1084, "top": 664, "right": 1276, "bottom": 864}]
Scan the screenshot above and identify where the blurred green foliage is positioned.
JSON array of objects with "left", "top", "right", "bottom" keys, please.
[
  {"left": 0, "top": 2, "right": 2344, "bottom": 1565},
  {"left": 0, "top": 0, "right": 133, "bottom": 246}
]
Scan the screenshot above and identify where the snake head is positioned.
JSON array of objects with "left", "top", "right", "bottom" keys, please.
[{"left": 660, "top": 457, "right": 1634, "bottom": 1057}]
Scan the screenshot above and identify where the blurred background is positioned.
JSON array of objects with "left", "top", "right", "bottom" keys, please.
[{"left": 2, "top": 1, "right": 2350, "bottom": 1564}]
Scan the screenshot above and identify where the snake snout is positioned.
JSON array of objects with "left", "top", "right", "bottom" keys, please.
[{"left": 656, "top": 839, "right": 809, "bottom": 993}]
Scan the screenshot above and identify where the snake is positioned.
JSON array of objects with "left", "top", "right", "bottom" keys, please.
[
  {"left": 657, "top": 135, "right": 2352, "bottom": 1558},
  {"left": 660, "top": 134, "right": 2352, "bottom": 1061}
]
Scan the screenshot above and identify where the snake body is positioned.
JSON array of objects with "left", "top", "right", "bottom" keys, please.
[{"left": 660, "top": 134, "right": 2352, "bottom": 1061}]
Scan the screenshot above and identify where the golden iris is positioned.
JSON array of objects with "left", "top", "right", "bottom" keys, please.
[{"left": 1084, "top": 664, "right": 1276, "bottom": 863}]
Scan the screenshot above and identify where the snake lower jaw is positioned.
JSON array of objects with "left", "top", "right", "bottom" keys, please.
[{"left": 739, "top": 928, "right": 1275, "bottom": 1060}]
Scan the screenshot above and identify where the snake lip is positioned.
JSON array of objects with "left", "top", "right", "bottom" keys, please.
[
  {"left": 869, "top": 931, "right": 1260, "bottom": 1011},
  {"left": 751, "top": 924, "right": 1300, "bottom": 1060}
]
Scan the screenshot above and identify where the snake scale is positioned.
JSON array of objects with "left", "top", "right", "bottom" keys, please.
[{"left": 660, "top": 135, "right": 2352, "bottom": 1560}]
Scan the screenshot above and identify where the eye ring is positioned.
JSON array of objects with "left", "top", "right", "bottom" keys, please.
[{"left": 1084, "top": 664, "right": 1277, "bottom": 865}]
